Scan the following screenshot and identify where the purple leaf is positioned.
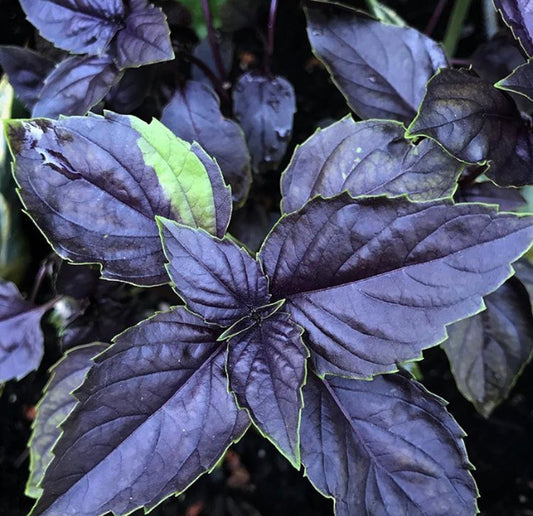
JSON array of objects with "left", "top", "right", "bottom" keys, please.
[
  {"left": 30, "top": 308, "right": 249, "bottom": 516},
  {"left": 32, "top": 55, "right": 122, "bottom": 118},
  {"left": 105, "top": 67, "right": 152, "bottom": 113},
  {"left": 471, "top": 34, "right": 525, "bottom": 83},
  {"left": 305, "top": 2, "right": 447, "bottom": 124},
  {"left": 19, "top": 0, "right": 125, "bottom": 56},
  {"left": 456, "top": 181, "right": 526, "bottom": 211},
  {"left": 407, "top": 68, "right": 533, "bottom": 187},
  {"left": 161, "top": 81, "right": 252, "bottom": 204},
  {"left": 443, "top": 276, "right": 533, "bottom": 417},
  {"left": 494, "top": 0, "right": 533, "bottom": 57},
  {"left": 514, "top": 258, "right": 533, "bottom": 301},
  {"left": 259, "top": 194, "right": 533, "bottom": 378},
  {"left": 281, "top": 116, "right": 464, "bottom": 213},
  {"left": 496, "top": 58, "right": 533, "bottom": 102},
  {"left": 0, "top": 46, "right": 54, "bottom": 109},
  {"left": 233, "top": 72, "right": 296, "bottom": 174},
  {"left": 0, "top": 280, "right": 48, "bottom": 382},
  {"left": 226, "top": 311, "right": 308, "bottom": 467},
  {"left": 113, "top": 1, "right": 174, "bottom": 69},
  {"left": 192, "top": 33, "right": 234, "bottom": 85},
  {"left": 26, "top": 342, "right": 107, "bottom": 499},
  {"left": 301, "top": 372, "right": 477, "bottom": 516},
  {"left": 6, "top": 113, "right": 231, "bottom": 286},
  {"left": 158, "top": 219, "right": 269, "bottom": 326}
]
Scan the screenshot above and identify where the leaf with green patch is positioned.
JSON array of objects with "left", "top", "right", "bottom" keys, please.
[
  {"left": 26, "top": 342, "right": 107, "bottom": 499},
  {"left": 161, "top": 80, "right": 251, "bottom": 204},
  {"left": 300, "top": 372, "right": 477, "bottom": 515},
  {"left": 442, "top": 274, "right": 533, "bottom": 417},
  {"left": 407, "top": 68, "right": 533, "bottom": 187},
  {"left": 6, "top": 112, "right": 231, "bottom": 286},
  {"left": 281, "top": 116, "right": 464, "bottom": 213}
]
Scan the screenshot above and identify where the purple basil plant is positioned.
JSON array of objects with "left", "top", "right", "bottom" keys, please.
[{"left": 1, "top": 1, "right": 533, "bottom": 515}]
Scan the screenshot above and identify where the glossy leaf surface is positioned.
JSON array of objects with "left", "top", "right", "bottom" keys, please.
[
  {"left": 301, "top": 372, "right": 477, "bottom": 516},
  {"left": 233, "top": 72, "right": 296, "bottom": 174},
  {"left": 27, "top": 343, "right": 107, "bottom": 499},
  {"left": 7, "top": 113, "right": 230, "bottom": 286},
  {"left": 31, "top": 308, "right": 249, "bottom": 516},
  {"left": 159, "top": 219, "right": 269, "bottom": 326},
  {"left": 260, "top": 194, "right": 533, "bottom": 378},
  {"left": 19, "top": 0, "right": 125, "bottom": 56},
  {"left": 494, "top": 0, "right": 533, "bottom": 56},
  {"left": 0, "top": 46, "right": 54, "bottom": 109},
  {"left": 32, "top": 55, "right": 121, "bottom": 118},
  {"left": 0, "top": 280, "right": 48, "bottom": 382},
  {"left": 407, "top": 68, "right": 533, "bottom": 187},
  {"left": 161, "top": 81, "right": 251, "bottom": 204},
  {"left": 306, "top": 2, "right": 447, "bottom": 124},
  {"left": 113, "top": 2, "right": 174, "bottom": 69},
  {"left": 443, "top": 275, "right": 533, "bottom": 417},
  {"left": 281, "top": 116, "right": 463, "bottom": 213},
  {"left": 227, "top": 312, "right": 307, "bottom": 467}
]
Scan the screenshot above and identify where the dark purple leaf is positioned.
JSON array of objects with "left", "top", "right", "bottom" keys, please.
[
  {"left": 281, "top": 116, "right": 463, "bottom": 213},
  {"left": 32, "top": 55, "right": 122, "bottom": 118},
  {"left": 6, "top": 113, "right": 231, "bottom": 286},
  {"left": 26, "top": 342, "right": 107, "bottom": 499},
  {"left": 456, "top": 181, "right": 526, "bottom": 211},
  {"left": 233, "top": 72, "right": 296, "bottom": 174},
  {"left": 113, "top": 1, "right": 174, "bottom": 69},
  {"left": 305, "top": 2, "right": 447, "bottom": 124},
  {"left": 442, "top": 275, "right": 533, "bottom": 417},
  {"left": 19, "top": 0, "right": 125, "bottom": 56},
  {"left": 226, "top": 311, "right": 307, "bottom": 467},
  {"left": 161, "top": 81, "right": 252, "bottom": 204},
  {"left": 407, "top": 68, "right": 533, "bottom": 187},
  {"left": 192, "top": 33, "right": 234, "bottom": 85},
  {"left": 496, "top": 59, "right": 533, "bottom": 102},
  {"left": 0, "top": 46, "right": 54, "bottom": 109},
  {"left": 0, "top": 280, "right": 48, "bottom": 382},
  {"left": 514, "top": 258, "right": 533, "bottom": 301},
  {"left": 229, "top": 202, "right": 278, "bottom": 253},
  {"left": 494, "top": 0, "right": 533, "bottom": 56},
  {"left": 301, "top": 372, "right": 477, "bottom": 516},
  {"left": 105, "top": 67, "right": 152, "bottom": 113},
  {"left": 31, "top": 307, "right": 249, "bottom": 516},
  {"left": 158, "top": 219, "right": 269, "bottom": 327},
  {"left": 259, "top": 194, "right": 533, "bottom": 378},
  {"left": 471, "top": 34, "right": 525, "bottom": 84}
]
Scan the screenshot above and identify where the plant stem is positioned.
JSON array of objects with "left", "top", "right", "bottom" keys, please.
[
  {"left": 443, "top": 0, "right": 472, "bottom": 57},
  {"left": 424, "top": 0, "right": 448, "bottom": 36},
  {"left": 201, "top": 0, "right": 226, "bottom": 82},
  {"left": 30, "top": 263, "right": 47, "bottom": 303},
  {"left": 264, "top": 0, "right": 278, "bottom": 76}
]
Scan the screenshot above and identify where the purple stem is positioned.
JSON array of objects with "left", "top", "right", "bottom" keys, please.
[
  {"left": 264, "top": 0, "right": 278, "bottom": 76},
  {"left": 30, "top": 263, "right": 47, "bottom": 303},
  {"left": 201, "top": 0, "right": 226, "bottom": 82},
  {"left": 425, "top": 0, "right": 448, "bottom": 36}
]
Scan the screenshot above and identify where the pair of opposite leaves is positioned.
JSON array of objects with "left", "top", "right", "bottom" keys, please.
[{"left": 8, "top": 112, "right": 533, "bottom": 516}]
